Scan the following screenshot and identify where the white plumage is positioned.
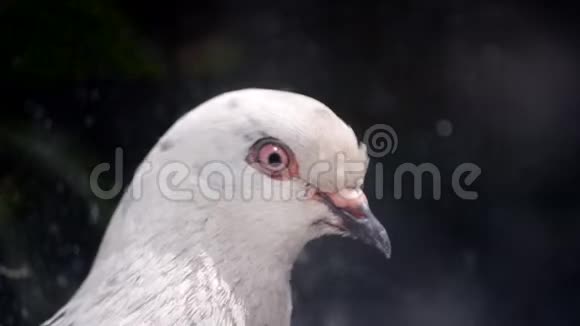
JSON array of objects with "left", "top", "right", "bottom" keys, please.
[{"left": 44, "top": 89, "right": 390, "bottom": 326}]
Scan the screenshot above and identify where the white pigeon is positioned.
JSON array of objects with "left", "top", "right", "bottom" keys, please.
[{"left": 43, "top": 88, "right": 391, "bottom": 326}]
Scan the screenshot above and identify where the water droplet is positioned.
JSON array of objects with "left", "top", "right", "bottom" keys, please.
[
  {"left": 43, "top": 118, "right": 53, "bottom": 130},
  {"left": 48, "top": 223, "right": 59, "bottom": 236},
  {"left": 89, "top": 88, "right": 100, "bottom": 101},
  {"left": 84, "top": 115, "right": 95, "bottom": 128},
  {"left": 20, "top": 307, "right": 29, "bottom": 319},
  {"left": 56, "top": 274, "right": 69, "bottom": 288},
  {"left": 89, "top": 203, "right": 100, "bottom": 224},
  {"left": 436, "top": 119, "right": 453, "bottom": 137}
]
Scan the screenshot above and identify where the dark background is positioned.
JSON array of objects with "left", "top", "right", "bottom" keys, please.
[{"left": 1, "top": 0, "right": 579, "bottom": 325}]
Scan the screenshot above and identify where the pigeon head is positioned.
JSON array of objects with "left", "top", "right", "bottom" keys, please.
[
  {"left": 131, "top": 88, "right": 391, "bottom": 264},
  {"left": 44, "top": 88, "right": 390, "bottom": 326}
]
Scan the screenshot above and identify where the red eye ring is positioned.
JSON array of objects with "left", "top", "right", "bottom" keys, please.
[{"left": 246, "top": 137, "right": 298, "bottom": 179}]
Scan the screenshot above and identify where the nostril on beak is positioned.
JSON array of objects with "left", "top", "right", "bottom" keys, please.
[{"left": 323, "top": 189, "right": 368, "bottom": 218}]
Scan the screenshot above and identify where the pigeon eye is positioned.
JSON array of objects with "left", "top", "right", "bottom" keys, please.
[
  {"left": 258, "top": 143, "right": 288, "bottom": 171},
  {"left": 246, "top": 138, "right": 297, "bottom": 179}
]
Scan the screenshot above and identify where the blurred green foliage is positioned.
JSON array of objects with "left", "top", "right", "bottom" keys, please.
[{"left": 0, "top": 0, "right": 164, "bottom": 80}]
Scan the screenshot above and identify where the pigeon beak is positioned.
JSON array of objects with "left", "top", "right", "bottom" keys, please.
[{"left": 320, "top": 189, "right": 391, "bottom": 258}]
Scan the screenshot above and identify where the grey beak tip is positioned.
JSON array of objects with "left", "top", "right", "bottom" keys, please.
[
  {"left": 385, "top": 248, "right": 392, "bottom": 259},
  {"left": 381, "top": 243, "right": 392, "bottom": 259},
  {"left": 377, "top": 229, "right": 392, "bottom": 259}
]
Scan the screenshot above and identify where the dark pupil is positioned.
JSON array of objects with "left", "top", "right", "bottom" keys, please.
[{"left": 268, "top": 153, "right": 282, "bottom": 166}]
